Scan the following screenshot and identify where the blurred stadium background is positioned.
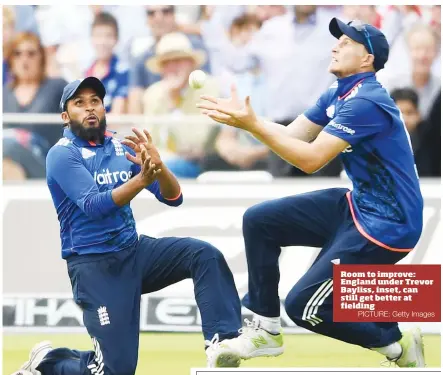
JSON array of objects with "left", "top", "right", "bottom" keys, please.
[{"left": 2, "top": 4, "right": 441, "bottom": 374}]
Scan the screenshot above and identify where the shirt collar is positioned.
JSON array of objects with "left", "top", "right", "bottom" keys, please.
[
  {"left": 63, "top": 127, "right": 116, "bottom": 147},
  {"left": 336, "top": 72, "right": 375, "bottom": 100}
]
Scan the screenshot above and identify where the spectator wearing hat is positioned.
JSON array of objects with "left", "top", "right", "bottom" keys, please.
[
  {"left": 143, "top": 32, "right": 220, "bottom": 178},
  {"left": 128, "top": 5, "right": 211, "bottom": 114}
]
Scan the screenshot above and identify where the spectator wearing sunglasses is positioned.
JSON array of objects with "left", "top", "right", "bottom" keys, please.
[
  {"left": 3, "top": 32, "right": 67, "bottom": 180},
  {"left": 128, "top": 5, "right": 211, "bottom": 114}
]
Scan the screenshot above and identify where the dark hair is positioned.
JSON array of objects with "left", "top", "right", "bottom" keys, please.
[
  {"left": 390, "top": 88, "right": 419, "bottom": 109},
  {"left": 230, "top": 13, "right": 262, "bottom": 31},
  {"left": 92, "top": 12, "right": 119, "bottom": 39}
]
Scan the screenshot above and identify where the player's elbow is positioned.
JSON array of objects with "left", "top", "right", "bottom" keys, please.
[
  {"left": 302, "top": 166, "right": 321, "bottom": 175},
  {"left": 297, "top": 151, "right": 330, "bottom": 174},
  {"left": 298, "top": 160, "right": 322, "bottom": 175}
]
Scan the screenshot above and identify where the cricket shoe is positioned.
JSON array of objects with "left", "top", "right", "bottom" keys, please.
[
  {"left": 18, "top": 341, "right": 53, "bottom": 375},
  {"left": 219, "top": 318, "right": 284, "bottom": 360},
  {"left": 205, "top": 334, "right": 241, "bottom": 368},
  {"left": 384, "top": 327, "right": 425, "bottom": 367}
]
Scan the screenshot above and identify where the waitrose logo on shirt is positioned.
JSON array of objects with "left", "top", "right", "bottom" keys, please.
[{"left": 94, "top": 169, "right": 133, "bottom": 185}]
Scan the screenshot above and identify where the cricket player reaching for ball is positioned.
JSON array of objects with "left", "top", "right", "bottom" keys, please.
[
  {"left": 12, "top": 77, "right": 247, "bottom": 375},
  {"left": 197, "top": 18, "right": 425, "bottom": 367}
]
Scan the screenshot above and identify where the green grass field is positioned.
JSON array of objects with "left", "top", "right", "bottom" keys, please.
[{"left": 3, "top": 333, "right": 441, "bottom": 374}]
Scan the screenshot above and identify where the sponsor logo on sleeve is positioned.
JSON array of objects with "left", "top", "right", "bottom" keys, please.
[{"left": 328, "top": 120, "right": 355, "bottom": 135}]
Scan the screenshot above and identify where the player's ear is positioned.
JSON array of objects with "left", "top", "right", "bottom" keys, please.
[
  {"left": 61, "top": 111, "right": 69, "bottom": 124},
  {"left": 362, "top": 53, "right": 375, "bottom": 70}
]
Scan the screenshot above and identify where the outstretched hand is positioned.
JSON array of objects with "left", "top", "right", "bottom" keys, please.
[
  {"left": 121, "top": 128, "right": 163, "bottom": 168},
  {"left": 196, "top": 84, "right": 259, "bottom": 132}
]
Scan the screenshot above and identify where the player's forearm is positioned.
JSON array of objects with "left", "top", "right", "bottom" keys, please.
[
  {"left": 250, "top": 119, "right": 320, "bottom": 174},
  {"left": 259, "top": 116, "right": 319, "bottom": 142},
  {"left": 258, "top": 118, "right": 292, "bottom": 138},
  {"left": 156, "top": 165, "right": 182, "bottom": 200},
  {"left": 111, "top": 175, "right": 147, "bottom": 207}
]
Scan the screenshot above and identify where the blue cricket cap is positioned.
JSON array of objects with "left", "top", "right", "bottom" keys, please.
[
  {"left": 329, "top": 17, "right": 390, "bottom": 72},
  {"left": 60, "top": 76, "right": 106, "bottom": 112}
]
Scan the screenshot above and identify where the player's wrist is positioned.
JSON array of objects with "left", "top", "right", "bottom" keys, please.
[
  {"left": 134, "top": 173, "right": 151, "bottom": 188},
  {"left": 249, "top": 117, "right": 264, "bottom": 135}
]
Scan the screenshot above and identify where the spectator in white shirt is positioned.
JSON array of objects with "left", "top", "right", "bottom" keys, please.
[{"left": 379, "top": 23, "right": 440, "bottom": 119}]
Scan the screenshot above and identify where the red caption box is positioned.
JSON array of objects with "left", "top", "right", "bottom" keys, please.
[{"left": 333, "top": 264, "right": 441, "bottom": 322}]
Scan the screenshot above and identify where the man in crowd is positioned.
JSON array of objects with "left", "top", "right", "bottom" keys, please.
[{"left": 128, "top": 5, "right": 210, "bottom": 113}]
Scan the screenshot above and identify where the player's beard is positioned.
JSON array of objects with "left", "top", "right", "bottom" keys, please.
[{"left": 69, "top": 116, "right": 107, "bottom": 144}]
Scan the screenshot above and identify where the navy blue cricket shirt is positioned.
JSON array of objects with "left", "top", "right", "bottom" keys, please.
[
  {"left": 46, "top": 128, "right": 183, "bottom": 259},
  {"left": 304, "top": 72, "right": 423, "bottom": 251}
]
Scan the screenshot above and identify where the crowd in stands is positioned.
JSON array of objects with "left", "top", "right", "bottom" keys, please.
[{"left": 2, "top": 5, "right": 441, "bottom": 180}]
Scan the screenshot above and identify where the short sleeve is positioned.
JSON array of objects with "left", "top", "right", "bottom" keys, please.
[
  {"left": 303, "top": 89, "right": 332, "bottom": 126},
  {"left": 323, "top": 98, "right": 390, "bottom": 145}
]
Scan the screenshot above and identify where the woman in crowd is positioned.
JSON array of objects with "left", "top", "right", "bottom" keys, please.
[{"left": 3, "top": 32, "right": 67, "bottom": 180}]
